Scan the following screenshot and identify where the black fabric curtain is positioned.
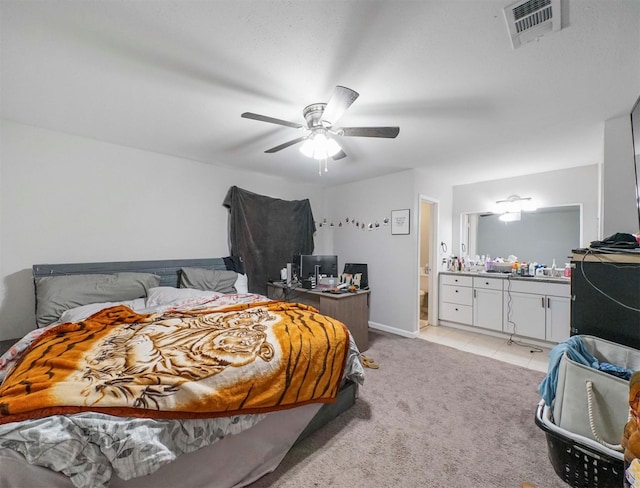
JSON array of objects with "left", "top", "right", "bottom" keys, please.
[{"left": 223, "top": 186, "right": 316, "bottom": 295}]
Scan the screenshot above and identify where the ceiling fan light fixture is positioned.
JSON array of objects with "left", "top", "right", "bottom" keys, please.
[
  {"left": 299, "top": 138, "right": 315, "bottom": 158},
  {"left": 321, "top": 135, "right": 341, "bottom": 158},
  {"left": 299, "top": 132, "right": 341, "bottom": 160}
]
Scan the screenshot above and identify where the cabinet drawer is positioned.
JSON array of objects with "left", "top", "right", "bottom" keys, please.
[
  {"left": 472, "top": 276, "right": 504, "bottom": 291},
  {"left": 439, "top": 302, "right": 473, "bottom": 324},
  {"left": 507, "top": 279, "right": 570, "bottom": 297},
  {"left": 440, "top": 274, "right": 473, "bottom": 287},
  {"left": 440, "top": 284, "right": 473, "bottom": 305}
]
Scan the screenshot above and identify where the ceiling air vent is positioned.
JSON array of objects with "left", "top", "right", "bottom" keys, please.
[{"left": 503, "top": 0, "right": 562, "bottom": 49}]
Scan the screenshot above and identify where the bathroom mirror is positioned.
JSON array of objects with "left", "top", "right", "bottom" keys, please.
[{"left": 462, "top": 205, "right": 581, "bottom": 266}]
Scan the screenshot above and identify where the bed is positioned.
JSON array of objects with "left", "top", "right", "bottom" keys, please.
[{"left": 0, "top": 257, "right": 364, "bottom": 488}]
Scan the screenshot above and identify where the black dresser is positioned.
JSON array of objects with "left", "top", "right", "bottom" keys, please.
[{"left": 571, "top": 249, "right": 640, "bottom": 349}]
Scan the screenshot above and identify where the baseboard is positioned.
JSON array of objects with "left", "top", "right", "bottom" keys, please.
[
  {"left": 368, "top": 321, "right": 419, "bottom": 339},
  {"left": 438, "top": 320, "right": 557, "bottom": 349}
]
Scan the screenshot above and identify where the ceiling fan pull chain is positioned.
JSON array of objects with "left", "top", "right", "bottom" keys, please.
[{"left": 318, "top": 158, "right": 329, "bottom": 175}]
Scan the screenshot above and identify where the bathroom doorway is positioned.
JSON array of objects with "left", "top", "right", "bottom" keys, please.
[{"left": 419, "top": 198, "right": 436, "bottom": 327}]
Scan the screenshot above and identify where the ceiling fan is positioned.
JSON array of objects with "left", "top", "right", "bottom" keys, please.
[{"left": 241, "top": 86, "right": 399, "bottom": 173}]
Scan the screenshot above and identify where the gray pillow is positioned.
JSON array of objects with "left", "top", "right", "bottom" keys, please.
[
  {"left": 179, "top": 267, "right": 238, "bottom": 294},
  {"left": 35, "top": 272, "right": 160, "bottom": 327}
]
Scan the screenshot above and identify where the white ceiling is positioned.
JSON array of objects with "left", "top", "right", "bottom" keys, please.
[{"left": 1, "top": 0, "right": 639, "bottom": 187}]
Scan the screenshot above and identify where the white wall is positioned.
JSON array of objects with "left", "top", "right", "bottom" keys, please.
[
  {"left": 451, "top": 164, "right": 601, "bottom": 254},
  {"left": 603, "top": 114, "right": 638, "bottom": 236},
  {"left": 1, "top": 119, "right": 626, "bottom": 344},
  {"left": 325, "top": 169, "right": 453, "bottom": 338},
  {"left": 0, "top": 120, "right": 326, "bottom": 340}
]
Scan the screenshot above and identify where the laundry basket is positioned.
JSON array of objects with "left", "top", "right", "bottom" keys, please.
[
  {"left": 535, "top": 400, "right": 624, "bottom": 488},
  {"left": 552, "top": 336, "right": 640, "bottom": 446},
  {"left": 535, "top": 335, "right": 640, "bottom": 487}
]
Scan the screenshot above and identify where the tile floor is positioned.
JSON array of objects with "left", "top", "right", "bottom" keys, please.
[{"left": 418, "top": 321, "right": 552, "bottom": 373}]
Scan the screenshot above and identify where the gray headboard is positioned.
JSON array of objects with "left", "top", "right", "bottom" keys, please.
[{"left": 32, "top": 256, "right": 243, "bottom": 288}]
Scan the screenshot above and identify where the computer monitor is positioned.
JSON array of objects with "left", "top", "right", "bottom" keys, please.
[{"left": 298, "top": 255, "right": 338, "bottom": 279}]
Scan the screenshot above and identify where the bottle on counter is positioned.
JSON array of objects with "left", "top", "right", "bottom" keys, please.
[{"left": 564, "top": 263, "right": 571, "bottom": 278}]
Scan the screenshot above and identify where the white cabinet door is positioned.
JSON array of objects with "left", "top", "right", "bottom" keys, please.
[
  {"left": 546, "top": 296, "right": 571, "bottom": 343},
  {"left": 473, "top": 288, "right": 503, "bottom": 331},
  {"left": 504, "top": 291, "right": 546, "bottom": 340}
]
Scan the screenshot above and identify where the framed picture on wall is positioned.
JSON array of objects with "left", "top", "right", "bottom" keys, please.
[{"left": 391, "top": 209, "right": 410, "bottom": 235}]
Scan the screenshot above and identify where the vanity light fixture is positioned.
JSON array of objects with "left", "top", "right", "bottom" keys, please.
[{"left": 496, "top": 195, "right": 537, "bottom": 213}]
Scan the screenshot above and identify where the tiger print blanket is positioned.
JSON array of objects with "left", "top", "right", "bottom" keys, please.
[{"left": 0, "top": 301, "right": 349, "bottom": 424}]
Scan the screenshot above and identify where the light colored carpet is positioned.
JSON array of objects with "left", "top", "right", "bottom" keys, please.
[{"left": 249, "top": 330, "right": 567, "bottom": 488}]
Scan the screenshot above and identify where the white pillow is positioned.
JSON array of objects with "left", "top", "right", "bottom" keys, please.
[
  {"left": 234, "top": 273, "right": 248, "bottom": 294},
  {"left": 58, "top": 298, "right": 146, "bottom": 324},
  {"left": 145, "top": 287, "right": 223, "bottom": 308}
]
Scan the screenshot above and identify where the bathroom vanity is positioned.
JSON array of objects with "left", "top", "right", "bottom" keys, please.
[{"left": 438, "top": 271, "right": 570, "bottom": 344}]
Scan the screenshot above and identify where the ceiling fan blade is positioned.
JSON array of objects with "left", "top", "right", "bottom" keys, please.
[
  {"left": 264, "top": 136, "right": 307, "bottom": 153},
  {"left": 340, "top": 127, "right": 400, "bottom": 138},
  {"left": 241, "top": 112, "right": 304, "bottom": 129},
  {"left": 321, "top": 86, "right": 360, "bottom": 126},
  {"left": 332, "top": 149, "right": 347, "bottom": 161}
]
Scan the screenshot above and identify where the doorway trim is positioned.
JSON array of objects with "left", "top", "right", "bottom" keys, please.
[{"left": 418, "top": 194, "right": 439, "bottom": 330}]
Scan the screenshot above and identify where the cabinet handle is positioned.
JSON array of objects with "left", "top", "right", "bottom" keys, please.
[
  {"left": 485, "top": 281, "right": 489, "bottom": 285},
  {"left": 474, "top": 289, "right": 477, "bottom": 298},
  {"left": 455, "top": 289, "right": 459, "bottom": 293},
  {"left": 547, "top": 297, "right": 550, "bottom": 308},
  {"left": 541, "top": 297, "right": 545, "bottom": 308},
  {"left": 454, "top": 307, "right": 458, "bottom": 311}
]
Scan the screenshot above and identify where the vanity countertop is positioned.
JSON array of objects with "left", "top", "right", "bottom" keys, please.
[{"left": 439, "top": 270, "right": 570, "bottom": 285}]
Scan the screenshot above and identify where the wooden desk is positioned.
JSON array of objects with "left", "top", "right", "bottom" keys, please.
[{"left": 266, "top": 283, "right": 370, "bottom": 352}]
